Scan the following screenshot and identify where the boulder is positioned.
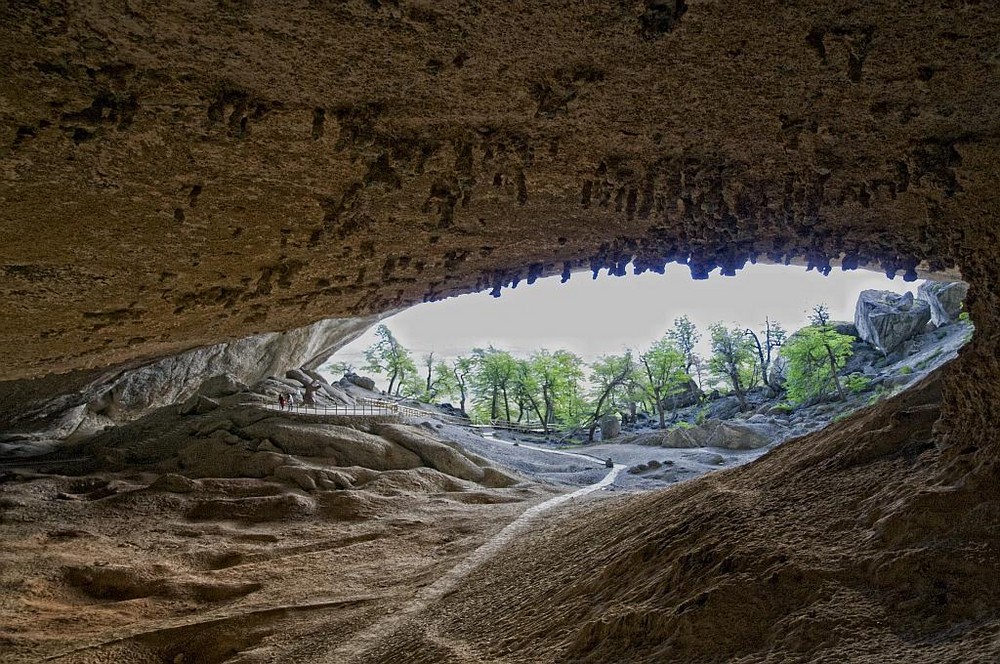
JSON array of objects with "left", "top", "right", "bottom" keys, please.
[
  {"left": 344, "top": 373, "right": 377, "bottom": 391},
  {"left": 917, "top": 280, "right": 969, "bottom": 327},
  {"left": 600, "top": 415, "right": 621, "bottom": 440},
  {"left": 620, "top": 419, "right": 773, "bottom": 450},
  {"left": 662, "top": 379, "right": 703, "bottom": 410},
  {"left": 831, "top": 321, "right": 859, "bottom": 338},
  {"left": 705, "top": 422, "right": 771, "bottom": 450},
  {"left": 285, "top": 368, "right": 315, "bottom": 388},
  {"left": 854, "top": 290, "right": 931, "bottom": 354},
  {"left": 707, "top": 396, "right": 742, "bottom": 420},
  {"left": 197, "top": 373, "right": 248, "bottom": 398}
]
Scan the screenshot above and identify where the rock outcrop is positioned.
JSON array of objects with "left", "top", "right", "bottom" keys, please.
[
  {"left": 0, "top": 314, "right": 378, "bottom": 448},
  {"left": 621, "top": 419, "right": 773, "bottom": 450},
  {"left": 854, "top": 290, "right": 932, "bottom": 355},
  {"left": 918, "top": 280, "right": 970, "bottom": 327}
]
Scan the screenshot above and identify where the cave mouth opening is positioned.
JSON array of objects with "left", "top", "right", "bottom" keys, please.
[{"left": 321, "top": 262, "right": 973, "bottom": 487}]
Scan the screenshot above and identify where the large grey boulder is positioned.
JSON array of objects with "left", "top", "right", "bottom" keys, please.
[
  {"left": 917, "top": 280, "right": 969, "bottom": 327},
  {"left": 854, "top": 290, "right": 931, "bottom": 354},
  {"left": 620, "top": 419, "right": 773, "bottom": 450},
  {"left": 343, "top": 373, "right": 377, "bottom": 391},
  {"left": 600, "top": 415, "right": 622, "bottom": 440}
]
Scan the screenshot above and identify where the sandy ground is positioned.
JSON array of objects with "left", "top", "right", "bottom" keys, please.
[
  {"left": 0, "top": 409, "right": 780, "bottom": 663},
  {"left": 0, "top": 445, "right": 557, "bottom": 662}
]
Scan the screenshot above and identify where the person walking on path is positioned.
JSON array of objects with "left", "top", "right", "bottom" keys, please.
[
  {"left": 278, "top": 394, "right": 286, "bottom": 410},
  {"left": 287, "top": 393, "right": 295, "bottom": 410}
]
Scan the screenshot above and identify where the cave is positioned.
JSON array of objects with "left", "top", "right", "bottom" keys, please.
[{"left": 2, "top": 2, "right": 999, "bottom": 662}]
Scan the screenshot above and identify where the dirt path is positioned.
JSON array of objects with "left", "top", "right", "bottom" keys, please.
[{"left": 324, "top": 460, "right": 623, "bottom": 663}]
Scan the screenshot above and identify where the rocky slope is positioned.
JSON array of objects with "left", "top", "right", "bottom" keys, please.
[{"left": 358, "top": 368, "right": 1000, "bottom": 664}]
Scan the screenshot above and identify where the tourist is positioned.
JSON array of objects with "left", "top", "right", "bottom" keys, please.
[{"left": 278, "top": 394, "right": 285, "bottom": 410}]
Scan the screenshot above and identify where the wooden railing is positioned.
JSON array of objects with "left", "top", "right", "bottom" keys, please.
[{"left": 259, "top": 397, "right": 433, "bottom": 419}]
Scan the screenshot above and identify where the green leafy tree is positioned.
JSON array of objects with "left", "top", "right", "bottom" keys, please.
[
  {"left": 511, "top": 358, "right": 543, "bottom": 424},
  {"left": 470, "top": 347, "right": 518, "bottom": 423},
  {"left": 708, "top": 323, "right": 759, "bottom": 411},
  {"left": 636, "top": 336, "right": 689, "bottom": 429},
  {"left": 530, "top": 349, "right": 585, "bottom": 433},
  {"left": 323, "top": 360, "right": 355, "bottom": 377},
  {"left": 586, "top": 351, "right": 635, "bottom": 442},
  {"left": 430, "top": 359, "right": 460, "bottom": 403},
  {"left": 363, "top": 325, "right": 416, "bottom": 395},
  {"left": 667, "top": 315, "right": 701, "bottom": 376},
  {"left": 782, "top": 305, "right": 855, "bottom": 404}
]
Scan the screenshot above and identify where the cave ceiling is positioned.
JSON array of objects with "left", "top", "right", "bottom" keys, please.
[{"left": 1, "top": 1, "right": 998, "bottom": 382}]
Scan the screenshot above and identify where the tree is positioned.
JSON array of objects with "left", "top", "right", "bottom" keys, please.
[
  {"left": 451, "top": 355, "right": 474, "bottom": 416},
  {"left": 782, "top": 305, "right": 855, "bottom": 404},
  {"left": 511, "top": 358, "right": 544, "bottom": 424},
  {"left": 362, "top": 325, "right": 416, "bottom": 395},
  {"left": 636, "top": 336, "right": 689, "bottom": 429},
  {"left": 323, "top": 360, "right": 355, "bottom": 377},
  {"left": 708, "top": 323, "right": 758, "bottom": 411},
  {"left": 470, "top": 347, "right": 517, "bottom": 422},
  {"left": 586, "top": 351, "right": 635, "bottom": 442},
  {"left": 422, "top": 352, "right": 436, "bottom": 395},
  {"left": 667, "top": 315, "right": 701, "bottom": 375},
  {"left": 529, "top": 349, "right": 585, "bottom": 433},
  {"left": 745, "top": 317, "right": 786, "bottom": 392}
]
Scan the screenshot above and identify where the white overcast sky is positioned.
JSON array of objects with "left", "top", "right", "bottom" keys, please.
[{"left": 325, "top": 263, "right": 913, "bottom": 369}]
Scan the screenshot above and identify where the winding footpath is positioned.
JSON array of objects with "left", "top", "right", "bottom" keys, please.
[{"left": 324, "top": 447, "right": 623, "bottom": 663}]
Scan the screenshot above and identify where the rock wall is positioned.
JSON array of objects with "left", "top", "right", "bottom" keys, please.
[
  {"left": 0, "top": 314, "right": 380, "bottom": 446},
  {"left": 0, "top": 2, "right": 997, "bottom": 384}
]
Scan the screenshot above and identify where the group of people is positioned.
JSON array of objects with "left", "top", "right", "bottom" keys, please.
[{"left": 277, "top": 393, "right": 297, "bottom": 410}]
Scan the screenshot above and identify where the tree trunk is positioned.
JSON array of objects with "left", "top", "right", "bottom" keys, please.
[
  {"left": 824, "top": 343, "right": 846, "bottom": 400},
  {"left": 731, "top": 371, "right": 748, "bottom": 411}
]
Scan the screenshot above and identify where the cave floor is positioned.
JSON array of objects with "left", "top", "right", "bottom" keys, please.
[{"left": 0, "top": 470, "right": 559, "bottom": 663}]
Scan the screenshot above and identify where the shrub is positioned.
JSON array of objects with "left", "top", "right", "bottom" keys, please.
[
  {"left": 899, "top": 365, "right": 913, "bottom": 375},
  {"left": 844, "top": 373, "right": 871, "bottom": 393},
  {"left": 783, "top": 326, "right": 855, "bottom": 404},
  {"left": 695, "top": 406, "right": 710, "bottom": 425},
  {"left": 771, "top": 402, "right": 795, "bottom": 414}
]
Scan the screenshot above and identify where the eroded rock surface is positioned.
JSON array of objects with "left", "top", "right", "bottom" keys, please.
[
  {"left": 0, "top": 2, "right": 996, "bottom": 383},
  {"left": 2, "top": 2, "right": 1000, "bottom": 663}
]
